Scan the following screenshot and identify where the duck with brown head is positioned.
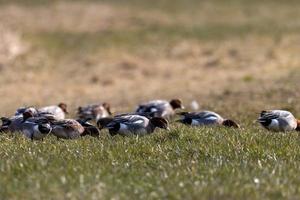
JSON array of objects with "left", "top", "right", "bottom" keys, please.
[
  {"left": 38, "top": 102, "right": 68, "bottom": 120},
  {"left": 20, "top": 118, "right": 52, "bottom": 140},
  {"left": 177, "top": 111, "right": 240, "bottom": 128},
  {"left": 97, "top": 114, "right": 169, "bottom": 136},
  {"left": 136, "top": 99, "right": 184, "bottom": 119}
]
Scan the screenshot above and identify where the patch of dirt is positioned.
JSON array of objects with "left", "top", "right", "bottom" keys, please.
[{"left": 0, "top": 2, "right": 171, "bottom": 33}]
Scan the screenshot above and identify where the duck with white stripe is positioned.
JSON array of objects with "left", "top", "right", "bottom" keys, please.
[
  {"left": 258, "top": 110, "right": 300, "bottom": 132},
  {"left": 136, "top": 99, "right": 184, "bottom": 119},
  {"left": 0, "top": 115, "right": 24, "bottom": 133},
  {"left": 20, "top": 117, "right": 52, "bottom": 140},
  {"left": 177, "top": 111, "right": 240, "bottom": 128},
  {"left": 97, "top": 114, "right": 169, "bottom": 136}
]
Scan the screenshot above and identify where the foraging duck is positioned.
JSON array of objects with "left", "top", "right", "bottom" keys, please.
[
  {"left": 97, "top": 114, "right": 169, "bottom": 136},
  {"left": 51, "top": 119, "right": 84, "bottom": 139},
  {"left": 76, "top": 119, "right": 100, "bottom": 137},
  {"left": 77, "top": 103, "right": 112, "bottom": 121},
  {"left": 177, "top": 111, "right": 240, "bottom": 128},
  {"left": 38, "top": 103, "right": 68, "bottom": 120},
  {"left": 1, "top": 114, "right": 52, "bottom": 140},
  {"left": 136, "top": 99, "right": 184, "bottom": 119},
  {"left": 0, "top": 115, "right": 24, "bottom": 132},
  {"left": 20, "top": 118, "right": 52, "bottom": 140},
  {"left": 258, "top": 110, "right": 300, "bottom": 132}
]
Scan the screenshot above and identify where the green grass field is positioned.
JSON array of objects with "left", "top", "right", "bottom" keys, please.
[
  {"left": 1, "top": 0, "right": 300, "bottom": 199},
  {"left": 1, "top": 126, "right": 300, "bottom": 199}
]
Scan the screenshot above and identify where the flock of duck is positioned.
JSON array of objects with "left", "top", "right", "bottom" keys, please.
[{"left": 0, "top": 99, "right": 299, "bottom": 140}]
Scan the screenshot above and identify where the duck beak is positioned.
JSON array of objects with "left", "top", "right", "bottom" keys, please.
[{"left": 166, "top": 127, "right": 170, "bottom": 131}]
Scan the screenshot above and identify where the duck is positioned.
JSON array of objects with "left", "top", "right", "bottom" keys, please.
[
  {"left": 1, "top": 114, "right": 52, "bottom": 140},
  {"left": 20, "top": 117, "right": 52, "bottom": 140},
  {"left": 97, "top": 113, "right": 169, "bottom": 136},
  {"left": 0, "top": 116, "right": 15, "bottom": 133},
  {"left": 0, "top": 115, "right": 24, "bottom": 132},
  {"left": 51, "top": 119, "right": 85, "bottom": 139},
  {"left": 14, "top": 106, "right": 38, "bottom": 117},
  {"left": 77, "top": 102, "right": 112, "bottom": 121},
  {"left": 38, "top": 103, "right": 68, "bottom": 120},
  {"left": 22, "top": 109, "right": 57, "bottom": 123},
  {"left": 76, "top": 119, "right": 100, "bottom": 137},
  {"left": 136, "top": 99, "right": 184, "bottom": 119},
  {"left": 177, "top": 111, "right": 240, "bottom": 128},
  {"left": 258, "top": 110, "right": 300, "bottom": 132}
]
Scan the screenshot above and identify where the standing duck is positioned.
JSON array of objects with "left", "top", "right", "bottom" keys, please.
[
  {"left": 77, "top": 102, "right": 112, "bottom": 121},
  {"left": 38, "top": 103, "right": 68, "bottom": 120},
  {"left": 258, "top": 110, "right": 300, "bottom": 132},
  {"left": 136, "top": 99, "right": 184, "bottom": 119},
  {"left": 177, "top": 111, "right": 240, "bottom": 128},
  {"left": 97, "top": 114, "right": 169, "bottom": 136}
]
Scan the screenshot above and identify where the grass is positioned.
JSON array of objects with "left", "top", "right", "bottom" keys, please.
[
  {"left": 27, "top": 22, "right": 298, "bottom": 57},
  {"left": 1, "top": 125, "right": 300, "bottom": 199}
]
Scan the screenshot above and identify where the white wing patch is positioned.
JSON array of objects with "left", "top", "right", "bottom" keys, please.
[
  {"left": 269, "top": 120, "right": 279, "bottom": 130},
  {"left": 33, "top": 125, "right": 40, "bottom": 133},
  {"left": 150, "top": 108, "right": 158, "bottom": 112},
  {"left": 119, "top": 123, "right": 128, "bottom": 131},
  {"left": 205, "top": 116, "right": 218, "bottom": 121},
  {"left": 132, "top": 120, "right": 144, "bottom": 124},
  {"left": 191, "top": 119, "right": 200, "bottom": 126}
]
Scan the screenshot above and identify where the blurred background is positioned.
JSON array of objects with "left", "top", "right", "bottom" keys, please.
[{"left": 0, "top": 0, "right": 300, "bottom": 118}]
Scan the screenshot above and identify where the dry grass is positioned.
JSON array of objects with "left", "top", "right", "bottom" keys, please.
[
  {"left": 0, "top": 1, "right": 299, "bottom": 116},
  {"left": 0, "top": 1, "right": 299, "bottom": 115}
]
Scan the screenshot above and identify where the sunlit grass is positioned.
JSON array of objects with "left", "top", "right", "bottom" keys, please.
[{"left": 1, "top": 125, "right": 300, "bottom": 199}]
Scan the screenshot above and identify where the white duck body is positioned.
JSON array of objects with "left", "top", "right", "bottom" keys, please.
[
  {"left": 39, "top": 105, "right": 65, "bottom": 120},
  {"left": 258, "top": 110, "right": 297, "bottom": 132},
  {"left": 21, "top": 119, "right": 52, "bottom": 140},
  {"left": 136, "top": 100, "right": 179, "bottom": 119}
]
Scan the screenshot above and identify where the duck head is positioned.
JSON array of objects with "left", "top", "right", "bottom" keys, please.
[
  {"left": 170, "top": 99, "right": 184, "bottom": 110},
  {"left": 58, "top": 103, "right": 69, "bottom": 114},
  {"left": 1, "top": 117, "right": 11, "bottom": 126},
  {"left": 296, "top": 120, "right": 300, "bottom": 131},
  {"left": 38, "top": 123, "right": 52, "bottom": 134},
  {"left": 102, "top": 102, "right": 112, "bottom": 115},
  {"left": 150, "top": 117, "right": 170, "bottom": 130},
  {"left": 22, "top": 111, "right": 34, "bottom": 122},
  {"left": 222, "top": 119, "right": 240, "bottom": 128},
  {"left": 97, "top": 117, "right": 114, "bottom": 129}
]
